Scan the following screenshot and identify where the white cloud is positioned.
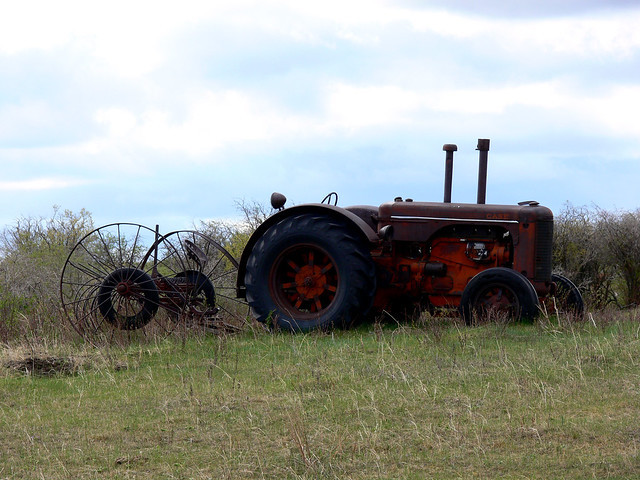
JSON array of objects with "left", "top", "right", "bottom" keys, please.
[
  {"left": 88, "top": 81, "right": 560, "bottom": 155},
  {"left": 92, "top": 89, "right": 315, "bottom": 155},
  {"left": 84, "top": 77, "right": 640, "bottom": 158},
  {"left": 240, "top": 3, "right": 640, "bottom": 58},
  {"left": 0, "top": 101, "right": 58, "bottom": 140},
  {"left": 0, "top": 1, "right": 220, "bottom": 76},
  {"left": 324, "top": 83, "right": 420, "bottom": 129},
  {"left": 422, "top": 82, "right": 563, "bottom": 115},
  {"left": 579, "top": 85, "right": 640, "bottom": 137},
  {"left": 405, "top": 8, "right": 640, "bottom": 57},
  {"left": 2, "top": 1, "right": 638, "bottom": 82},
  {"left": 318, "top": 79, "right": 640, "bottom": 140},
  {"left": 0, "top": 178, "right": 89, "bottom": 191}
]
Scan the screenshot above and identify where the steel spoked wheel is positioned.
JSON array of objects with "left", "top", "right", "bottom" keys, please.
[
  {"left": 245, "top": 214, "right": 376, "bottom": 332},
  {"left": 170, "top": 271, "right": 216, "bottom": 317},
  {"left": 270, "top": 244, "right": 339, "bottom": 318},
  {"left": 60, "top": 223, "right": 163, "bottom": 341},
  {"left": 150, "top": 230, "right": 247, "bottom": 331},
  {"left": 460, "top": 267, "right": 540, "bottom": 325}
]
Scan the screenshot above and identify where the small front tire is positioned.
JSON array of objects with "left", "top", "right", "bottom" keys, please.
[{"left": 460, "top": 267, "right": 540, "bottom": 325}]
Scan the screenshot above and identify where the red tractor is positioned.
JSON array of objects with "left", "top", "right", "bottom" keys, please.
[{"left": 236, "top": 139, "right": 584, "bottom": 331}]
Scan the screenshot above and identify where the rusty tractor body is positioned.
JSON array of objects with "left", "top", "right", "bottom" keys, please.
[{"left": 237, "top": 139, "right": 583, "bottom": 331}]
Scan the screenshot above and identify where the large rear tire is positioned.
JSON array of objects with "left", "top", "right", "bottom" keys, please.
[
  {"left": 244, "top": 214, "right": 376, "bottom": 332},
  {"left": 460, "top": 267, "right": 540, "bottom": 325}
]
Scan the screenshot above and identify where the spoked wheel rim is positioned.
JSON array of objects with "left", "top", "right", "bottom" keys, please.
[
  {"left": 472, "top": 283, "right": 520, "bottom": 319},
  {"left": 170, "top": 272, "right": 216, "bottom": 319},
  {"left": 269, "top": 244, "right": 340, "bottom": 319},
  {"left": 149, "top": 230, "right": 248, "bottom": 331},
  {"left": 60, "top": 223, "right": 162, "bottom": 342},
  {"left": 97, "top": 268, "right": 159, "bottom": 330}
]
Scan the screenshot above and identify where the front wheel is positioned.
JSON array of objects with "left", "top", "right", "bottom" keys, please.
[
  {"left": 460, "top": 267, "right": 540, "bottom": 325},
  {"left": 543, "top": 273, "right": 584, "bottom": 318},
  {"left": 244, "top": 214, "right": 376, "bottom": 332}
]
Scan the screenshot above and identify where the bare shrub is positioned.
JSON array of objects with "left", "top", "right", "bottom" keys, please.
[
  {"left": 553, "top": 204, "right": 616, "bottom": 308},
  {"left": 554, "top": 204, "right": 640, "bottom": 309},
  {"left": 197, "top": 198, "right": 270, "bottom": 260},
  {"left": 596, "top": 208, "right": 640, "bottom": 307},
  {"left": 0, "top": 206, "right": 94, "bottom": 336}
]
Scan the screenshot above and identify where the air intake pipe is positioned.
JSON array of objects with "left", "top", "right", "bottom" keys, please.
[
  {"left": 442, "top": 144, "right": 457, "bottom": 203},
  {"left": 476, "top": 138, "right": 490, "bottom": 204}
]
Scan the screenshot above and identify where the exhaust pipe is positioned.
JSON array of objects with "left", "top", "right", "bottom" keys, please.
[
  {"left": 476, "top": 139, "right": 490, "bottom": 204},
  {"left": 442, "top": 144, "right": 457, "bottom": 203}
]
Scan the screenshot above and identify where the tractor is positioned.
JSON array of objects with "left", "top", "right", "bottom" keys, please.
[{"left": 236, "top": 139, "right": 584, "bottom": 331}]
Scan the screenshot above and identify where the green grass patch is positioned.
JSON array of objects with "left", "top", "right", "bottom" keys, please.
[{"left": 1, "top": 315, "right": 640, "bottom": 479}]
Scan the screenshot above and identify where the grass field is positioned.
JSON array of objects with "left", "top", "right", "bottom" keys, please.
[{"left": 1, "top": 312, "right": 640, "bottom": 479}]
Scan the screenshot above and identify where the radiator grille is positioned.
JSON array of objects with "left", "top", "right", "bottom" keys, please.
[{"left": 534, "top": 220, "right": 553, "bottom": 281}]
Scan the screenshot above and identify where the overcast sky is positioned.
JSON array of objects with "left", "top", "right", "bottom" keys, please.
[{"left": 1, "top": 0, "right": 639, "bottom": 231}]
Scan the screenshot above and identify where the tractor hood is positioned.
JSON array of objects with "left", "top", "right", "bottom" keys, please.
[{"left": 378, "top": 200, "right": 553, "bottom": 242}]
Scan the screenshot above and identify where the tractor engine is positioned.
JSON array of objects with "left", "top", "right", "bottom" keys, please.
[
  {"left": 374, "top": 224, "right": 512, "bottom": 305},
  {"left": 369, "top": 198, "right": 555, "bottom": 310}
]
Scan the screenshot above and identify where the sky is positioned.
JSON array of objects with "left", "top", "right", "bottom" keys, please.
[{"left": 1, "top": 0, "right": 639, "bottom": 232}]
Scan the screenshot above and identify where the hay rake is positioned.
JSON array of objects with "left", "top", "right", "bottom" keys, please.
[{"left": 60, "top": 223, "right": 247, "bottom": 342}]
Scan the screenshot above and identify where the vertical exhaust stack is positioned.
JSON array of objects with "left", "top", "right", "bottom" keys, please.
[
  {"left": 476, "top": 138, "right": 490, "bottom": 204},
  {"left": 443, "top": 144, "right": 457, "bottom": 203}
]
